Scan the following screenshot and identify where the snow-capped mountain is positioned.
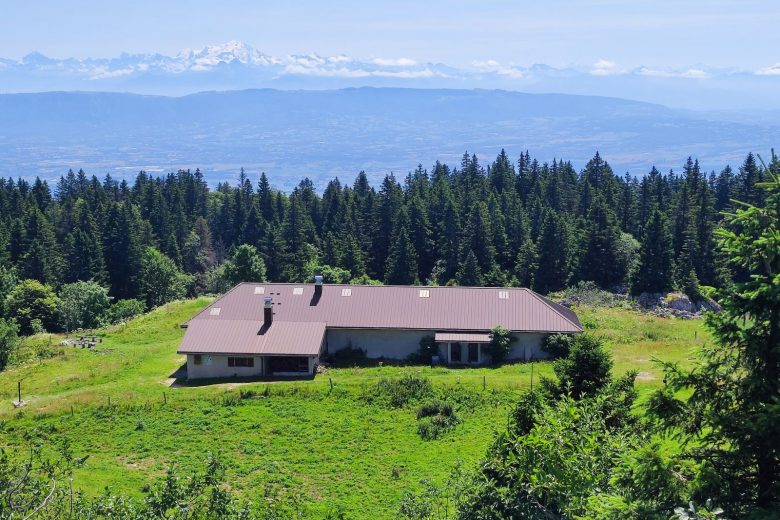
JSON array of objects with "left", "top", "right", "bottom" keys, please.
[{"left": 0, "top": 41, "right": 778, "bottom": 109}]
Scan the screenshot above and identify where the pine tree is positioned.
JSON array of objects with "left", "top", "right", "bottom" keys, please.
[
  {"left": 580, "top": 195, "right": 623, "bottom": 289},
  {"left": 630, "top": 208, "right": 674, "bottom": 295},
  {"left": 651, "top": 161, "right": 780, "bottom": 515},
  {"left": 534, "top": 210, "right": 572, "bottom": 293},
  {"left": 384, "top": 208, "right": 419, "bottom": 285},
  {"left": 457, "top": 249, "right": 484, "bottom": 286}
]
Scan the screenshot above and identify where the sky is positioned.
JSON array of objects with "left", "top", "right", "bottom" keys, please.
[{"left": 2, "top": 0, "right": 779, "bottom": 70}]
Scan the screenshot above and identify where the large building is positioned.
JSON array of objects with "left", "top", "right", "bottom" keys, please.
[{"left": 177, "top": 278, "right": 583, "bottom": 379}]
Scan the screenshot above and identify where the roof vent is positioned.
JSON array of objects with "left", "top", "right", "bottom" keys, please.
[
  {"left": 419, "top": 289, "right": 430, "bottom": 298},
  {"left": 263, "top": 296, "right": 273, "bottom": 308},
  {"left": 263, "top": 297, "right": 273, "bottom": 327},
  {"left": 254, "top": 286, "right": 265, "bottom": 295},
  {"left": 314, "top": 275, "right": 323, "bottom": 285}
]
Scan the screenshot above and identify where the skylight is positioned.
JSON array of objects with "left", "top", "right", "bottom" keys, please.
[
  {"left": 293, "top": 287, "right": 304, "bottom": 295},
  {"left": 498, "top": 291, "right": 509, "bottom": 300},
  {"left": 209, "top": 307, "right": 221, "bottom": 316},
  {"left": 254, "top": 287, "right": 265, "bottom": 295},
  {"left": 341, "top": 288, "right": 352, "bottom": 297},
  {"left": 419, "top": 289, "right": 430, "bottom": 298}
]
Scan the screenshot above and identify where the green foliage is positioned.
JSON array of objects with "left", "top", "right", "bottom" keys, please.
[
  {"left": 542, "top": 333, "right": 574, "bottom": 358},
  {"left": 329, "top": 345, "right": 367, "bottom": 366},
  {"left": 551, "top": 333, "right": 613, "bottom": 398},
  {"left": 0, "top": 318, "right": 19, "bottom": 370},
  {"left": 368, "top": 375, "right": 435, "bottom": 408},
  {"left": 108, "top": 298, "right": 146, "bottom": 323},
  {"left": 407, "top": 335, "right": 440, "bottom": 364},
  {"left": 4, "top": 279, "right": 60, "bottom": 335},
  {"left": 139, "top": 248, "right": 192, "bottom": 309},
  {"left": 58, "top": 281, "right": 112, "bottom": 331},
  {"left": 0, "top": 265, "right": 18, "bottom": 319},
  {"left": 649, "top": 155, "right": 780, "bottom": 515},
  {"left": 303, "top": 260, "right": 351, "bottom": 284},
  {"left": 222, "top": 243, "right": 267, "bottom": 285},
  {"left": 416, "top": 400, "right": 458, "bottom": 440},
  {"left": 631, "top": 208, "right": 674, "bottom": 295},
  {"left": 485, "top": 325, "right": 514, "bottom": 363}
]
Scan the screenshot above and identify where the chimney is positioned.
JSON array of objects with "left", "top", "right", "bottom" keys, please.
[
  {"left": 263, "top": 296, "right": 273, "bottom": 327},
  {"left": 314, "top": 275, "right": 323, "bottom": 296}
]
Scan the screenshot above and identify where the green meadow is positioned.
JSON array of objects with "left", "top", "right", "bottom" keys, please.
[{"left": 0, "top": 299, "right": 709, "bottom": 518}]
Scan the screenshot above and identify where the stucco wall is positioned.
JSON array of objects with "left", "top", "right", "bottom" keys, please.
[
  {"left": 186, "top": 354, "right": 264, "bottom": 379},
  {"left": 326, "top": 329, "right": 551, "bottom": 362},
  {"left": 327, "top": 328, "right": 431, "bottom": 359},
  {"left": 508, "top": 332, "right": 549, "bottom": 361}
]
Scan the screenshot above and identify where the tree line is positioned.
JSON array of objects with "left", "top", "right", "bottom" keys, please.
[{"left": 0, "top": 149, "right": 773, "bottom": 331}]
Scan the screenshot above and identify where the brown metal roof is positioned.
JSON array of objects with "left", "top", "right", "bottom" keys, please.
[
  {"left": 434, "top": 332, "right": 492, "bottom": 343},
  {"left": 178, "top": 320, "right": 325, "bottom": 356},
  {"left": 187, "top": 283, "right": 582, "bottom": 333}
]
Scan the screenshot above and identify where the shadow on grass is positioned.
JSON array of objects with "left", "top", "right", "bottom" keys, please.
[{"left": 167, "top": 364, "right": 315, "bottom": 388}]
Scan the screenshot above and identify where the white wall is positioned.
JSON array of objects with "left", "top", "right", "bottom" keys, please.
[
  {"left": 508, "top": 333, "right": 549, "bottom": 361},
  {"left": 326, "top": 329, "right": 551, "bottom": 362},
  {"left": 326, "top": 328, "right": 431, "bottom": 359},
  {"left": 186, "top": 354, "right": 263, "bottom": 379}
]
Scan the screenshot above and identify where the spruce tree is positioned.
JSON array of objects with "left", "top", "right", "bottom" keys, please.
[
  {"left": 384, "top": 208, "right": 418, "bottom": 285},
  {"left": 650, "top": 161, "right": 780, "bottom": 515},
  {"left": 534, "top": 210, "right": 572, "bottom": 293},
  {"left": 580, "top": 195, "right": 622, "bottom": 289},
  {"left": 457, "top": 249, "right": 484, "bottom": 286},
  {"left": 630, "top": 208, "right": 674, "bottom": 295}
]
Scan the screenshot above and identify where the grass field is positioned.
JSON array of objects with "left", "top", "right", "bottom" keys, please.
[{"left": 0, "top": 298, "right": 710, "bottom": 518}]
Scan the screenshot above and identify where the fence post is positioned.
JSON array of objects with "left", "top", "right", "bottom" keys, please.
[
  {"left": 329, "top": 378, "right": 333, "bottom": 391},
  {"left": 108, "top": 396, "right": 111, "bottom": 407},
  {"left": 163, "top": 392, "right": 167, "bottom": 404},
  {"left": 17, "top": 381, "right": 21, "bottom": 403},
  {"left": 482, "top": 375, "right": 486, "bottom": 391},
  {"left": 530, "top": 363, "right": 534, "bottom": 392},
  {"left": 71, "top": 405, "right": 74, "bottom": 417}
]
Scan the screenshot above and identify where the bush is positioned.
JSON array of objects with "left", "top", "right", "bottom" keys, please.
[
  {"left": 484, "top": 325, "right": 514, "bottom": 363},
  {"left": 109, "top": 299, "right": 146, "bottom": 323},
  {"left": 416, "top": 400, "right": 458, "bottom": 440},
  {"left": 542, "top": 333, "right": 575, "bottom": 358},
  {"left": 329, "top": 345, "right": 367, "bottom": 366},
  {"left": 407, "top": 336, "right": 440, "bottom": 364},
  {"left": 510, "top": 390, "right": 544, "bottom": 436},
  {"left": 553, "top": 334, "right": 613, "bottom": 398},
  {"left": 370, "top": 375, "right": 434, "bottom": 408}
]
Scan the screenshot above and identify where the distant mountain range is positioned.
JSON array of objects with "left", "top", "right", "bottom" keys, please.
[
  {"left": 1, "top": 41, "right": 779, "bottom": 109},
  {"left": 2, "top": 87, "right": 779, "bottom": 189}
]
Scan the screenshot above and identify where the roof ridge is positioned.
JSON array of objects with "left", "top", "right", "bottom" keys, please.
[{"left": 521, "top": 288, "right": 583, "bottom": 332}]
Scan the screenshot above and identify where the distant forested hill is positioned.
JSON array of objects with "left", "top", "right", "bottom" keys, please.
[
  {"left": 1, "top": 88, "right": 780, "bottom": 187},
  {"left": 0, "top": 148, "right": 772, "bottom": 315}
]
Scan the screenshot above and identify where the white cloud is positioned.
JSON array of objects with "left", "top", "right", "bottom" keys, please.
[
  {"left": 89, "top": 66, "right": 136, "bottom": 79},
  {"left": 471, "top": 60, "right": 524, "bottom": 79},
  {"left": 756, "top": 63, "right": 780, "bottom": 76},
  {"left": 636, "top": 66, "right": 710, "bottom": 79},
  {"left": 370, "top": 57, "right": 417, "bottom": 67},
  {"left": 591, "top": 59, "right": 620, "bottom": 76}
]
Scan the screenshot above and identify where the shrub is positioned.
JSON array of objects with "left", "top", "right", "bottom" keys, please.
[
  {"left": 542, "top": 333, "right": 575, "bottom": 358},
  {"left": 371, "top": 375, "right": 434, "bottom": 408},
  {"left": 510, "top": 390, "right": 544, "bottom": 436},
  {"left": 109, "top": 299, "right": 146, "bottom": 323},
  {"left": 552, "top": 334, "right": 613, "bottom": 398},
  {"left": 407, "top": 336, "right": 440, "bottom": 364},
  {"left": 484, "top": 325, "right": 515, "bottom": 363},
  {"left": 416, "top": 400, "right": 458, "bottom": 440},
  {"left": 330, "top": 345, "right": 367, "bottom": 366}
]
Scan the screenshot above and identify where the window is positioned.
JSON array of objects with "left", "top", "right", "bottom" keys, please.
[
  {"left": 419, "top": 289, "right": 430, "bottom": 298},
  {"left": 209, "top": 307, "right": 221, "bottom": 316},
  {"left": 450, "top": 342, "right": 462, "bottom": 363},
  {"left": 228, "top": 357, "right": 254, "bottom": 368},
  {"left": 254, "top": 286, "right": 265, "bottom": 295},
  {"left": 468, "top": 343, "right": 480, "bottom": 363},
  {"left": 341, "top": 288, "right": 352, "bottom": 297},
  {"left": 293, "top": 287, "right": 304, "bottom": 295},
  {"left": 193, "top": 354, "right": 202, "bottom": 365},
  {"left": 498, "top": 291, "right": 509, "bottom": 300}
]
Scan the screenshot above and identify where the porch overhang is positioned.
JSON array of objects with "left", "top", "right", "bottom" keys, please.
[{"left": 434, "top": 332, "right": 491, "bottom": 343}]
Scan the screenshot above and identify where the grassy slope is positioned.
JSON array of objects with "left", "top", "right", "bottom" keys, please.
[{"left": 0, "top": 299, "right": 710, "bottom": 518}]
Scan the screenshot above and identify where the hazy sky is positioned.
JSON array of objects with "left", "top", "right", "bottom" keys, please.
[{"left": 2, "top": 0, "right": 779, "bottom": 69}]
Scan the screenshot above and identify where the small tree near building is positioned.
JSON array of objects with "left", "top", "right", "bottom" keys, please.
[
  {"left": 486, "top": 325, "right": 515, "bottom": 363},
  {"left": 0, "top": 318, "right": 20, "bottom": 370}
]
